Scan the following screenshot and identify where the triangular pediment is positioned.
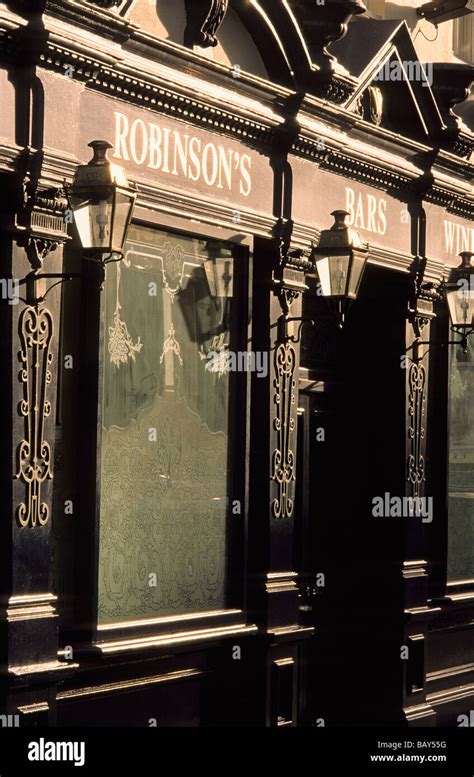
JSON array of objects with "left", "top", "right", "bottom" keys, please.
[{"left": 330, "top": 20, "right": 446, "bottom": 143}]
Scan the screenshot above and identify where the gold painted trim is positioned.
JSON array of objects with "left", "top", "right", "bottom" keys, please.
[
  {"left": 97, "top": 623, "right": 258, "bottom": 654},
  {"left": 274, "top": 657, "right": 294, "bottom": 667},
  {"left": 8, "top": 592, "right": 57, "bottom": 605},
  {"left": 6, "top": 593, "right": 58, "bottom": 622},
  {"left": 267, "top": 625, "right": 314, "bottom": 638},
  {"left": 9, "top": 661, "right": 79, "bottom": 678},
  {"left": 427, "top": 663, "right": 474, "bottom": 683},
  {"left": 265, "top": 581, "right": 298, "bottom": 594},
  {"left": 18, "top": 702, "right": 49, "bottom": 715},
  {"left": 267, "top": 571, "right": 297, "bottom": 580},
  {"left": 427, "top": 683, "right": 474, "bottom": 706},
  {"left": 57, "top": 668, "right": 205, "bottom": 702},
  {"left": 404, "top": 702, "right": 436, "bottom": 721},
  {"left": 97, "top": 608, "right": 243, "bottom": 632}
]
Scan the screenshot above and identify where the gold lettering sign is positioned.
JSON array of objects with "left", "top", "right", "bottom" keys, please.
[
  {"left": 443, "top": 219, "right": 474, "bottom": 256},
  {"left": 345, "top": 186, "right": 388, "bottom": 237},
  {"left": 113, "top": 111, "right": 252, "bottom": 197}
]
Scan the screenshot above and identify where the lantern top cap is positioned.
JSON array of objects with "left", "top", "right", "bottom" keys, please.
[
  {"left": 330, "top": 210, "right": 350, "bottom": 229},
  {"left": 459, "top": 251, "right": 474, "bottom": 268},
  {"left": 87, "top": 140, "right": 113, "bottom": 166},
  {"left": 72, "top": 139, "right": 129, "bottom": 188},
  {"left": 315, "top": 209, "right": 366, "bottom": 252}
]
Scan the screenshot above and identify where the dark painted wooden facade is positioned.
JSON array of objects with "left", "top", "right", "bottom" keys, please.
[{"left": 0, "top": 0, "right": 472, "bottom": 728}]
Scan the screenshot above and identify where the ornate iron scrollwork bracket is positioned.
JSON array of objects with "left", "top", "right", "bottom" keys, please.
[
  {"left": 184, "top": 0, "right": 229, "bottom": 48},
  {"left": 13, "top": 187, "right": 72, "bottom": 527},
  {"left": 15, "top": 304, "right": 54, "bottom": 527},
  {"left": 270, "top": 224, "right": 314, "bottom": 520},
  {"left": 405, "top": 257, "right": 442, "bottom": 497},
  {"left": 407, "top": 360, "right": 426, "bottom": 498},
  {"left": 271, "top": 337, "right": 297, "bottom": 520}
]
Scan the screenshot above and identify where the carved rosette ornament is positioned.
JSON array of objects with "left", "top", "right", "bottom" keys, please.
[
  {"left": 184, "top": 0, "right": 229, "bottom": 48},
  {"left": 289, "top": 0, "right": 367, "bottom": 73},
  {"left": 16, "top": 306, "right": 54, "bottom": 527}
]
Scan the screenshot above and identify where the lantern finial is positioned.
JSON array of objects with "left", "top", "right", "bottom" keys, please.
[{"left": 87, "top": 140, "right": 113, "bottom": 166}]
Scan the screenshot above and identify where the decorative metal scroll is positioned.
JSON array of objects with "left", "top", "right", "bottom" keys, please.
[
  {"left": 16, "top": 306, "right": 54, "bottom": 527},
  {"left": 272, "top": 341, "right": 297, "bottom": 519},
  {"left": 407, "top": 362, "right": 426, "bottom": 497}
]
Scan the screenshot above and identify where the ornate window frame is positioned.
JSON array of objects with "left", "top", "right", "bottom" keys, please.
[{"left": 70, "top": 207, "right": 254, "bottom": 653}]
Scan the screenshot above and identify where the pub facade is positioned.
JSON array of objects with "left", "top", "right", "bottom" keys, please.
[{"left": 0, "top": 0, "right": 473, "bottom": 727}]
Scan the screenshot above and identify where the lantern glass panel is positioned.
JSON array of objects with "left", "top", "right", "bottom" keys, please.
[
  {"left": 112, "top": 189, "right": 136, "bottom": 253},
  {"left": 447, "top": 286, "right": 474, "bottom": 329},
  {"left": 348, "top": 253, "right": 366, "bottom": 299},
  {"left": 316, "top": 253, "right": 350, "bottom": 297},
  {"left": 70, "top": 192, "right": 114, "bottom": 251}
]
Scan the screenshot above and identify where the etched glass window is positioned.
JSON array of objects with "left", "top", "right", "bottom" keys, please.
[
  {"left": 447, "top": 339, "right": 474, "bottom": 581},
  {"left": 98, "top": 225, "right": 238, "bottom": 623}
]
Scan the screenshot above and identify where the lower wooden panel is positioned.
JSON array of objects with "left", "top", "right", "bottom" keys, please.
[{"left": 57, "top": 670, "right": 205, "bottom": 727}]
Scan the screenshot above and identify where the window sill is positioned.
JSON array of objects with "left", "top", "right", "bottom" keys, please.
[{"left": 94, "top": 621, "right": 258, "bottom": 656}]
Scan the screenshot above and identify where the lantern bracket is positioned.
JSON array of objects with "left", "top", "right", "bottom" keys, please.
[
  {"left": 18, "top": 271, "right": 81, "bottom": 306},
  {"left": 277, "top": 315, "right": 315, "bottom": 344}
]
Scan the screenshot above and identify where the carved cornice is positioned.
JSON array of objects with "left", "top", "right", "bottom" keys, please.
[
  {"left": 38, "top": 41, "right": 282, "bottom": 151},
  {"left": 0, "top": 10, "right": 471, "bottom": 223},
  {"left": 315, "top": 73, "right": 357, "bottom": 104},
  {"left": 184, "top": 0, "right": 229, "bottom": 49},
  {"left": 449, "top": 132, "right": 474, "bottom": 162},
  {"left": 424, "top": 187, "right": 473, "bottom": 220},
  {"left": 44, "top": 0, "right": 135, "bottom": 42},
  {"left": 294, "top": 135, "right": 417, "bottom": 194}
]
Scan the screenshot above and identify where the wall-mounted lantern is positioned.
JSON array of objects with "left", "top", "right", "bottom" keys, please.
[
  {"left": 446, "top": 251, "right": 474, "bottom": 353},
  {"left": 308, "top": 209, "right": 370, "bottom": 328},
  {"left": 67, "top": 140, "right": 136, "bottom": 260},
  {"left": 417, "top": 0, "right": 474, "bottom": 25}
]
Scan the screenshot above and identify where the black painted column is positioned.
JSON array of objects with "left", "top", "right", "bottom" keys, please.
[
  {"left": 0, "top": 182, "right": 72, "bottom": 725},
  {"left": 249, "top": 231, "right": 314, "bottom": 725},
  {"left": 402, "top": 266, "right": 442, "bottom": 726}
]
